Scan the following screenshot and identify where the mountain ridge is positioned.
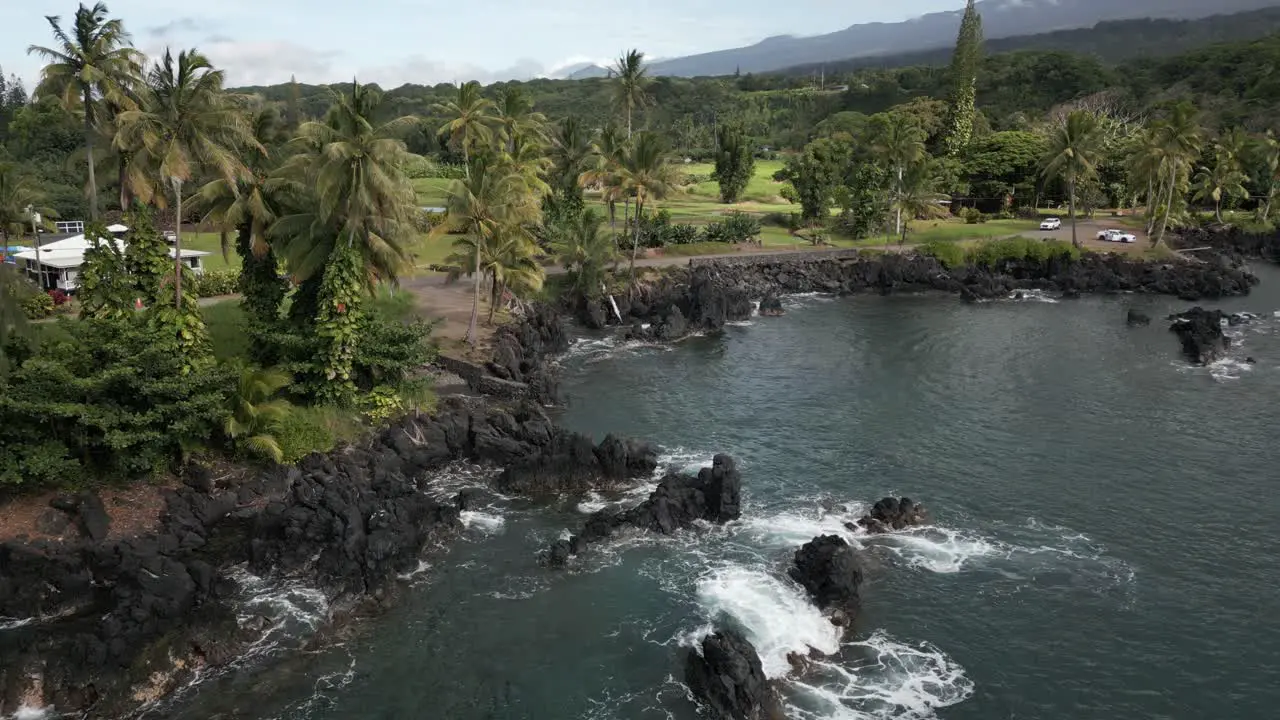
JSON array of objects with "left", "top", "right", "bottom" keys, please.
[{"left": 647, "top": 0, "right": 1280, "bottom": 77}]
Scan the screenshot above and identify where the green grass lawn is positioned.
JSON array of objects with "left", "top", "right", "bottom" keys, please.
[
  {"left": 413, "top": 178, "right": 453, "bottom": 208},
  {"left": 181, "top": 232, "right": 241, "bottom": 270},
  {"left": 677, "top": 159, "right": 787, "bottom": 203},
  {"left": 894, "top": 218, "right": 1040, "bottom": 244}
]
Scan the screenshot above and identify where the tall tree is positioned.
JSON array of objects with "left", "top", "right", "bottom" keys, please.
[
  {"left": 1192, "top": 133, "right": 1249, "bottom": 224},
  {"left": 495, "top": 85, "right": 547, "bottom": 155},
  {"left": 942, "top": 0, "right": 984, "bottom": 157},
  {"left": 434, "top": 81, "right": 496, "bottom": 179},
  {"left": 580, "top": 124, "right": 629, "bottom": 253},
  {"left": 1147, "top": 102, "right": 1203, "bottom": 246},
  {"left": 437, "top": 154, "right": 543, "bottom": 344},
  {"left": 617, "top": 131, "right": 677, "bottom": 297},
  {"left": 549, "top": 116, "right": 593, "bottom": 200},
  {"left": 28, "top": 2, "right": 143, "bottom": 220},
  {"left": 115, "top": 48, "right": 254, "bottom": 307},
  {"left": 871, "top": 114, "right": 927, "bottom": 237},
  {"left": 611, "top": 50, "right": 651, "bottom": 138},
  {"left": 712, "top": 123, "right": 755, "bottom": 204},
  {"left": 1250, "top": 131, "right": 1280, "bottom": 222},
  {"left": 893, "top": 160, "right": 946, "bottom": 245},
  {"left": 554, "top": 208, "right": 616, "bottom": 297},
  {"left": 1041, "top": 110, "right": 1103, "bottom": 248}
]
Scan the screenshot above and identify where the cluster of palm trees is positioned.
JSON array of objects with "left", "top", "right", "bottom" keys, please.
[{"left": 1044, "top": 102, "right": 1277, "bottom": 247}]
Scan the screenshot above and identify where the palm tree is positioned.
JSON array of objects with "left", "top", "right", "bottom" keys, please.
[
  {"left": 1253, "top": 131, "right": 1280, "bottom": 221},
  {"left": 617, "top": 131, "right": 677, "bottom": 297},
  {"left": 0, "top": 264, "right": 32, "bottom": 378},
  {"left": 0, "top": 164, "right": 55, "bottom": 288},
  {"left": 115, "top": 48, "right": 255, "bottom": 306},
  {"left": 447, "top": 227, "right": 544, "bottom": 323},
  {"left": 580, "top": 124, "right": 628, "bottom": 253},
  {"left": 611, "top": 49, "right": 651, "bottom": 138},
  {"left": 555, "top": 208, "right": 616, "bottom": 296},
  {"left": 871, "top": 114, "right": 927, "bottom": 237},
  {"left": 224, "top": 366, "right": 295, "bottom": 464},
  {"left": 434, "top": 81, "right": 497, "bottom": 179},
  {"left": 550, "top": 116, "right": 593, "bottom": 198},
  {"left": 893, "top": 161, "right": 947, "bottom": 245},
  {"left": 28, "top": 2, "right": 143, "bottom": 220},
  {"left": 495, "top": 86, "right": 547, "bottom": 155},
  {"left": 1192, "top": 157, "right": 1249, "bottom": 224},
  {"left": 1041, "top": 110, "right": 1103, "bottom": 248},
  {"left": 436, "top": 154, "right": 542, "bottom": 344},
  {"left": 271, "top": 82, "right": 419, "bottom": 291},
  {"left": 1147, "top": 102, "right": 1203, "bottom": 246}
]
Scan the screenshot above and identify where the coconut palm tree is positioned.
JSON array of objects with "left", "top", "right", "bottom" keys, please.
[
  {"left": 1147, "top": 102, "right": 1203, "bottom": 246},
  {"left": 580, "top": 124, "right": 628, "bottom": 252},
  {"left": 617, "top": 131, "right": 677, "bottom": 297},
  {"left": 1252, "top": 131, "right": 1280, "bottom": 222},
  {"left": 893, "top": 161, "right": 947, "bottom": 245},
  {"left": 871, "top": 114, "right": 927, "bottom": 237},
  {"left": 270, "top": 81, "right": 419, "bottom": 291},
  {"left": 611, "top": 49, "right": 651, "bottom": 138},
  {"left": 28, "top": 2, "right": 144, "bottom": 220},
  {"left": 434, "top": 81, "right": 497, "bottom": 179},
  {"left": 1041, "top": 110, "right": 1103, "bottom": 248},
  {"left": 436, "top": 153, "right": 542, "bottom": 344},
  {"left": 0, "top": 264, "right": 31, "bottom": 378},
  {"left": 447, "top": 227, "right": 544, "bottom": 323},
  {"left": 115, "top": 48, "right": 255, "bottom": 306},
  {"left": 194, "top": 105, "right": 289, "bottom": 323},
  {"left": 1192, "top": 155, "right": 1249, "bottom": 224},
  {"left": 495, "top": 86, "right": 547, "bottom": 155},
  {"left": 550, "top": 116, "right": 593, "bottom": 199},
  {"left": 0, "top": 163, "right": 56, "bottom": 288},
  {"left": 555, "top": 208, "right": 616, "bottom": 296}
]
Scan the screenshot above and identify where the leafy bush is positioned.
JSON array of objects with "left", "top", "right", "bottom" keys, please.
[
  {"left": 682, "top": 173, "right": 712, "bottom": 185},
  {"left": 48, "top": 289, "right": 70, "bottom": 306},
  {"left": 960, "top": 207, "right": 988, "bottom": 224},
  {"left": 920, "top": 240, "right": 968, "bottom": 269},
  {"left": 667, "top": 223, "right": 702, "bottom": 245},
  {"left": 21, "top": 291, "right": 53, "bottom": 319},
  {"left": 967, "top": 237, "right": 1080, "bottom": 267},
  {"left": 0, "top": 316, "right": 233, "bottom": 488},
  {"left": 702, "top": 211, "right": 763, "bottom": 244},
  {"left": 273, "top": 406, "right": 337, "bottom": 463},
  {"left": 195, "top": 269, "right": 241, "bottom": 298}
]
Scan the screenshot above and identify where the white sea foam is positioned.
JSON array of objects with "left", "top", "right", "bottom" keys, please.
[
  {"left": 1008, "top": 288, "right": 1058, "bottom": 303},
  {"left": 0, "top": 616, "right": 34, "bottom": 631},
  {"left": 785, "top": 632, "right": 974, "bottom": 720},
  {"left": 9, "top": 707, "right": 52, "bottom": 720},
  {"left": 460, "top": 510, "right": 506, "bottom": 534},
  {"left": 875, "top": 527, "right": 1000, "bottom": 574},
  {"left": 695, "top": 565, "right": 842, "bottom": 678},
  {"left": 396, "top": 560, "right": 431, "bottom": 581}
]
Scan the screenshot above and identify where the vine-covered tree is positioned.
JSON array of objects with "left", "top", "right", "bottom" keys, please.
[
  {"left": 941, "top": 0, "right": 983, "bottom": 156},
  {"left": 712, "top": 123, "right": 755, "bottom": 204}
]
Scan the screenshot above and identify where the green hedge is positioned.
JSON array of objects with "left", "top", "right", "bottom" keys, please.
[
  {"left": 195, "top": 269, "right": 241, "bottom": 298},
  {"left": 921, "top": 237, "right": 1080, "bottom": 269}
]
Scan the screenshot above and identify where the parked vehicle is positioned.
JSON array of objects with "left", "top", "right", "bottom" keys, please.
[
  {"left": 1040, "top": 217, "right": 1062, "bottom": 230},
  {"left": 1097, "top": 229, "right": 1136, "bottom": 243}
]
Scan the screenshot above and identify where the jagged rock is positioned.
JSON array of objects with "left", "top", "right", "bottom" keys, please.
[
  {"left": 856, "top": 497, "right": 928, "bottom": 534},
  {"left": 183, "top": 464, "right": 215, "bottom": 494},
  {"left": 1126, "top": 309, "right": 1151, "bottom": 326},
  {"left": 789, "top": 535, "right": 862, "bottom": 618},
  {"left": 35, "top": 508, "right": 72, "bottom": 535},
  {"left": 74, "top": 491, "right": 110, "bottom": 542},
  {"left": 685, "top": 628, "right": 784, "bottom": 720},
  {"left": 1168, "top": 307, "right": 1229, "bottom": 365},
  {"left": 759, "top": 292, "right": 784, "bottom": 316},
  {"left": 555, "top": 455, "right": 741, "bottom": 559}
]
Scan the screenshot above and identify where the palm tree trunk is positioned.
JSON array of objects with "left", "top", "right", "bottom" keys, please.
[
  {"left": 488, "top": 275, "right": 500, "bottom": 323},
  {"left": 1145, "top": 178, "right": 1155, "bottom": 235},
  {"left": 173, "top": 178, "right": 184, "bottom": 307},
  {"left": 1068, "top": 175, "right": 1078, "bottom": 249},
  {"left": 1215, "top": 198, "right": 1223, "bottom": 224},
  {"left": 462, "top": 143, "right": 480, "bottom": 346},
  {"left": 30, "top": 214, "right": 43, "bottom": 291},
  {"left": 119, "top": 156, "right": 131, "bottom": 212},
  {"left": 1156, "top": 166, "right": 1177, "bottom": 247},
  {"left": 83, "top": 88, "right": 98, "bottom": 221},
  {"left": 629, "top": 197, "right": 642, "bottom": 300},
  {"left": 895, "top": 166, "right": 903, "bottom": 237}
]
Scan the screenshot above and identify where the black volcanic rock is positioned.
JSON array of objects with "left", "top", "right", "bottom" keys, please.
[
  {"left": 1169, "top": 307, "right": 1229, "bottom": 364},
  {"left": 856, "top": 497, "right": 928, "bottom": 534},
  {"left": 554, "top": 454, "right": 742, "bottom": 560},
  {"left": 684, "top": 628, "right": 784, "bottom": 720},
  {"left": 1126, "top": 309, "right": 1151, "bottom": 326},
  {"left": 789, "top": 535, "right": 863, "bottom": 619}
]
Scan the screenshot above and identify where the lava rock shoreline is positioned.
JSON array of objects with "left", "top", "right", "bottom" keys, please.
[{"left": 0, "top": 397, "right": 659, "bottom": 718}]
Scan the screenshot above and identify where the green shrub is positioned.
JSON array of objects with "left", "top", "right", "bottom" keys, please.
[
  {"left": 960, "top": 207, "right": 987, "bottom": 224},
  {"left": 703, "top": 211, "right": 763, "bottom": 244},
  {"left": 274, "top": 406, "right": 337, "bottom": 463},
  {"left": 21, "top": 291, "right": 53, "bottom": 319},
  {"left": 667, "top": 223, "right": 702, "bottom": 245},
  {"left": 920, "top": 240, "right": 968, "bottom": 269},
  {"left": 968, "top": 236, "right": 1080, "bottom": 267},
  {"left": 195, "top": 269, "right": 241, "bottom": 298}
]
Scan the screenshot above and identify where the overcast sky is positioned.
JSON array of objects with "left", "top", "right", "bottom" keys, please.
[{"left": 2, "top": 0, "right": 964, "bottom": 88}]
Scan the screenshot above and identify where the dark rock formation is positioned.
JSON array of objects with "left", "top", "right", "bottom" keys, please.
[
  {"left": 1175, "top": 226, "right": 1280, "bottom": 263},
  {"left": 0, "top": 396, "right": 656, "bottom": 718},
  {"left": 855, "top": 497, "right": 928, "bottom": 534},
  {"left": 547, "top": 454, "right": 742, "bottom": 564},
  {"left": 495, "top": 431, "right": 658, "bottom": 496},
  {"left": 484, "top": 303, "right": 567, "bottom": 404},
  {"left": 759, "top": 292, "right": 784, "bottom": 316},
  {"left": 684, "top": 628, "right": 784, "bottom": 720},
  {"left": 1169, "top": 307, "right": 1229, "bottom": 365},
  {"left": 789, "top": 535, "right": 862, "bottom": 620},
  {"left": 1126, "top": 309, "right": 1151, "bottom": 326}
]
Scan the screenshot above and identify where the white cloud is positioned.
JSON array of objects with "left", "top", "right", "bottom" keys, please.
[{"left": 197, "top": 40, "right": 341, "bottom": 87}]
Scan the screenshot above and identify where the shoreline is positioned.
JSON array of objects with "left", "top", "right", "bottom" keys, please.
[{"left": 0, "top": 244, "right": 1267, "bottom": 718}]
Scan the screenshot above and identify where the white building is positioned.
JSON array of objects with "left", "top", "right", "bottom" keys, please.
[{"left": 13, "top": 225, "right": 209, "bottom": 292}]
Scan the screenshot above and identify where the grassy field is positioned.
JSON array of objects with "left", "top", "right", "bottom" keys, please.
[
  {"left": 413, "top": 177, "right": 453, "bottom": 208},
  {"left": 181, "top": 233, "right": 241, "bottom": 270}
]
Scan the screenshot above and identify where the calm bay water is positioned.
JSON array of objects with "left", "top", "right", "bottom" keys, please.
[{"left": 168, "top": 266, "right": 1280, "bottom": 720}]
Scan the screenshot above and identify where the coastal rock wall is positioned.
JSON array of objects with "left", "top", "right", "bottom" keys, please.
[
  {"left": 0, "top": 397, "right": 655, "bottom": 718},
  {"left": 1176, "top": 226, "right": 1280, "bottom": 263}
]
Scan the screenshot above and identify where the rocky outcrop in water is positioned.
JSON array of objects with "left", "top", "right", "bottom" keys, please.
[
  {"left": 484, "top": 303, "right": 568, "bottom": 404},
  {"left": 0, "top": 396, "right": 657, "bottom": 719},
  {"left": 1168, "top": 307, "right": 1229, "bottom": 365},
  {"left": 1176, "top": 226, "right": 1280, "bottom": 263},
  {"left": 1126, "top": 309, "right": 1152, "bottom": 326},
  {"left": 759, "top": 291, "right": 785, "bottom": 317},
  {"left": 546, "top": 454, "right": 742, "bottom": 565},
  {"left": 789, "top": 535, "right": 863, "bottom": 625},
  {"left": 684, "top": 628, "right": 785, "bottom": 720},
  {"left": 495, "top": 431, "right": 658, "bottom": 496},
  {"left": 854, "top": 497, "right": 928, "bottom": 534}
]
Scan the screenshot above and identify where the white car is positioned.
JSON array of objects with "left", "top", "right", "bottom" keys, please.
[
  {"left": 1097, "top": 229, "right": 1137, "bottom": 243},
  {"left": 1040, "top": 217, "right": 1062, "bottom": 230}
]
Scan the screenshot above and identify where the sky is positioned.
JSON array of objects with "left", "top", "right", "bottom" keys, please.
[{"left": 1, "top": 0, "right": 964, "bottom": 89}]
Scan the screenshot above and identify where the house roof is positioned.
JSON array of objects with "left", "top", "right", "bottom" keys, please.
[
  {"left": 25, "top": 254, "right": 84, "bottom": 269},
  {"left": 12, "top": 245, "right": 208, "bottom": 267},
  {"left": 106, "top": 223, "right": 129, "bottom": 232}
]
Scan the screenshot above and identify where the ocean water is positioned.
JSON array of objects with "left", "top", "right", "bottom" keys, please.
[{"left": 151, "top": 266, "right": 1280, "bottom": 720}]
